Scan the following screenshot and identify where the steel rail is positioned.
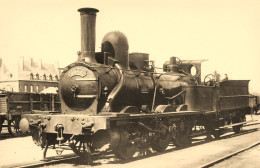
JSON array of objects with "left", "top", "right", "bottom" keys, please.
[
  {"left": 2, "top": 153, "right": 79, "bottom": 168},
  {"left": 200, "top": 141, "right": 260, "bottom": 168}
]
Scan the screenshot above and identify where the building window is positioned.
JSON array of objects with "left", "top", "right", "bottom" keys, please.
[
  {"left": 43, "top": 86, "right": 46, "bottom": 90},
  {"left": 36, "top": 73, "right": 39, "bottom": 80},
  {"left": 49, "top": 74, "right": 53, "bottom": 81},
  {"left": 36, "top": 85, "right": 39, "bottom": 93},
  {"left": 43, "top": 74, "right": 46, "bottom": 80},
  {"left": 24, "top": 85, "right": 28, "bottom": 92},
  {"left": 55, "top": 75, "right": 59, "bottom": 81},
  {"left": 30, "top": 73, "right": 34, "bottom": 80},
  {"left": 30, "top": 86, "right": 33, "bottom": 92}
]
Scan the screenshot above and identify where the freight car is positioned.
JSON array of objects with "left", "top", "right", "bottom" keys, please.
[
  {"left": 0, "top": 90, "right": 60, "bottom": 135},
  {"left": 20, "top": 8, "right": 252, "bottom": 161}
]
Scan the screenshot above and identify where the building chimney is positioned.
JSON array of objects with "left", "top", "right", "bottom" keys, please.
[{"left": 78, "top": 8, "right": 99, "bottom": 63}]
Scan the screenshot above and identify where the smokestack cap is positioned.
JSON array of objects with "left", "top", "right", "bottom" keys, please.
[{"left": 78, "top": 8, "right": 99, "bottom": 15}]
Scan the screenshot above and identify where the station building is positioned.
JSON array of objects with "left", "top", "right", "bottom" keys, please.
[{"left": 0, "top": 57, "right": 60, "bottom": 93}]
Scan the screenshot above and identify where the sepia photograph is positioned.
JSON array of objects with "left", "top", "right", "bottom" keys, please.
[{"left": 0, "top": 0, "right": 260, "bottom": 167}]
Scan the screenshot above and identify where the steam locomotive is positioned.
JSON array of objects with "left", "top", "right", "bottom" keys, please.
[{"left": 20, "top": 8, "right": 251, "bottom": 161}]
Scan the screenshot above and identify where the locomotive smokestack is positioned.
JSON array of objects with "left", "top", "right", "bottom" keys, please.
[{"left": 78, "top": 8, "right": 99, "bottom": 63}]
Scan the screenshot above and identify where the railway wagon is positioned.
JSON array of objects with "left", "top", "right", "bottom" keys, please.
[
  {"left": 19, "top": 8, "right": 252, "bottom": 161},
  {"left": 0, "top": 90, "right": 60, "bottom": 135}
]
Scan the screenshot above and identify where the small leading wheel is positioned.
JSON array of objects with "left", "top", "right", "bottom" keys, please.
[
  {"left": 204, "top": 74, "right": 217, "bottom": 86},
  {"left": 69, "top": 136, "right": 91, "bottom": 163},
  {"left": 8, "top": 117, "right": 21, "bottom": 136}
]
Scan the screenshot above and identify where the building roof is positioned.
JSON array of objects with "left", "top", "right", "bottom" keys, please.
[{"left": 0, "top": 57, "right": 60, "bottom": 81}]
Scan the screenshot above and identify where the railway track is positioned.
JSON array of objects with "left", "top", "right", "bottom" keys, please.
[
  {"left": 200, "top": 141, "right": 260, "bottom": 168},
  {"left": 8, "top": 140, "right": 260, "bottom": 168},
  {"left": 199, "top": 118, "right": 260, "bottom": 168},
  {"left": 3, "top": 120, "right": 260, "bottom": 168},
  {"left": 2, "top": 154, "right": 79, "bottom": 168}
]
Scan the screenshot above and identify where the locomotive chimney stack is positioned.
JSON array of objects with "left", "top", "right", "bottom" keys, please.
[{"left": 78, "top": 8, "right": 99, "bottom": 63}]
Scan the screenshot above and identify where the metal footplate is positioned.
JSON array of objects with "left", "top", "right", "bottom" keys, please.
[{"left": 218, "top": 119, "right": 259, "bottom": 129}]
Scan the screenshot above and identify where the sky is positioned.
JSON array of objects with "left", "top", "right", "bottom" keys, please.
[{"left": 0, "top": 0, "right": 260, "bottom": 94}]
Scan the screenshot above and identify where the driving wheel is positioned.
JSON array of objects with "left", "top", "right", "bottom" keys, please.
[
  {"left": 114, "top": 143, "right": 136, "bottom": 160},
  {"left": 151, "top": 128, "right": 170, "bottom": 152},
  {"left": 110, "top": 129, "right": 136, "bottom": 160}
]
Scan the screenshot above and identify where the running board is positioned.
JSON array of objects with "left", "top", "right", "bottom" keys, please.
[{"left": 218, "top": 120, "right": 258, "bottom": 129}]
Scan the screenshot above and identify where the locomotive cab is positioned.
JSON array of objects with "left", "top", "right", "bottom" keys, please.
[{"left": 163, "top": 57, "right": 206, "bottom": 84}]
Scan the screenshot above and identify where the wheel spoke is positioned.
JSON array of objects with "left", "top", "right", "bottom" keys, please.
[
  {"left": 8, "top": 117, "right": 21, "bottom": 136},
  {"left": 75, "top": 139, "right": 79, "bottom": 145},
  {"left": 78, "top": 142, "right": 82, "bottom": 151},
  {"left": 70, "top": 136, "right": 92, "bottom": 162},
  {"left": 83, "top": 143, "right": 86, "bottom": 151}
]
